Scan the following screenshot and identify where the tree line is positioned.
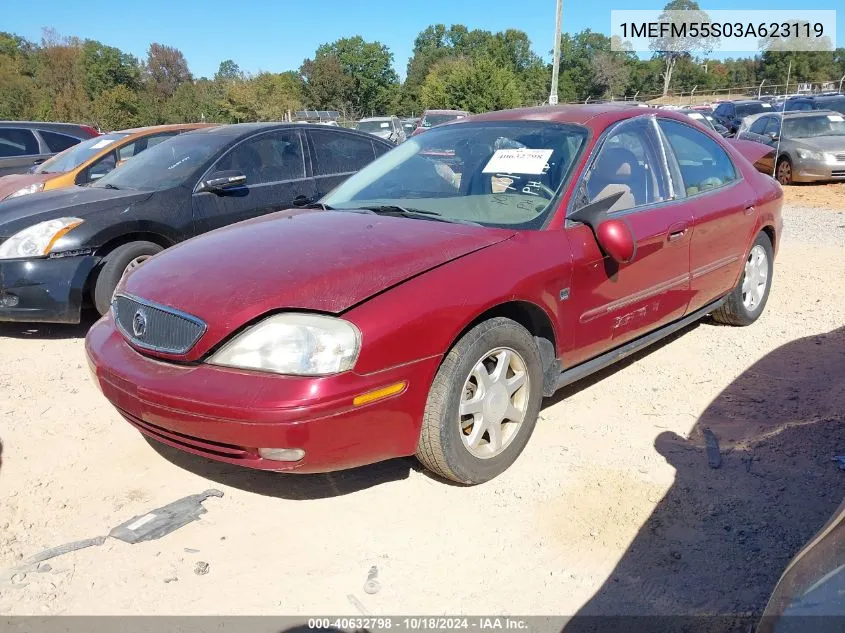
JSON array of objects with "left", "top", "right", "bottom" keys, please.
[{"left": 1, "top": 21, "right": 844, "bottom": 130}]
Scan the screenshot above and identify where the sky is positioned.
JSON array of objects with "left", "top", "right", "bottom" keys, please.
[{"left": 2, "top": 0, "right": 843, "bottom": 80}]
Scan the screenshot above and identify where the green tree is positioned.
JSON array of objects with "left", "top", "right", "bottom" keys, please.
[
  {"left": 313, "top": 36, "right": 398, "bottom": 116},
  {"left": 214, "top": 59, "right": 242, "bottom": 82},
  {"left": 650, "top": 0, "right": 717, "bottom": 95},
  {"left": 81, "top": 40, "right": 140, "bottom": 99},
  {"left": 420, "top": 56, "right": 522, "bottom": 112},
  {"left": 92, "top": 84, "right": 142, "bottom": 130},
  {"left": 300, "top": 55, "right": 355, "bottom": 114},
  {"left": 144, "top": 43, "right": 192, "bottom": 101},
  {"left": 224, "top": 72, "right": 303, "bottom": 122}
]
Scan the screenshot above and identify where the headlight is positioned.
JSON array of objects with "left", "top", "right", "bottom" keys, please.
[
  {"left": 7, "top": 182, "right": 45, "bottom": 199},
  {"left": 207, "top": 313, "right": 361, "bottom": 376},
  {"left": 796, "top": 149, "right": 824, "bottom": 161},
  {"left": 0, "top": 217, "right": 84, "bottom": 260}
]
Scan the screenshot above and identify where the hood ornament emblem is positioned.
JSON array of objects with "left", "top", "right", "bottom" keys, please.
[{"left": 132, "top": 309, "right": 148, "bottom": 338}]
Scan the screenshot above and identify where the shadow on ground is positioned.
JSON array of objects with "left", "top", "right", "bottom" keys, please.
[
  {"left": 564, "top": 326, "right": 845, "bottom": 632},
  {"left": 0, "top": 311, "right": 98, "bottom": 340},
  {"left": 148, "top": 438, "right": 417, "bottom": 500}
]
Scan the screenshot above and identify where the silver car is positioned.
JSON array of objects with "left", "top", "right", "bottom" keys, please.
[
  {"left": 355, "top": 116, "right": 406, "bottom": 144},
  {"left": 737, "top": 110, "right": 845, "bottom": 185}
]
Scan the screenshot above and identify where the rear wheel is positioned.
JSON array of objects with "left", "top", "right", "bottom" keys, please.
[
  {"left": 712, "top": 232, "right": 773, "bottom": 326},
  {"left": 92, "top": 241, "right": 163, "bottom": 315},
  {"left": 416, "top": 317, "right": 543, "bottom": 484},
  {"left": 776, "top": 157, "right": 793, "bottom": 185}
]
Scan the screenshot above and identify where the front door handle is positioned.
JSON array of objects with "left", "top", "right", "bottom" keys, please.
[
  {"left": 667, "top": 221, "right": 688, "bottom": 243},
  {"left": 744, "top": 204, "right": 756, "bottom": 215}
]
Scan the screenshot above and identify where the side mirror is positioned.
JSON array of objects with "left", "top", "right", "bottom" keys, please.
[
  {"left": 199, "top": 170, "right": 247, "bottom": 193},
  {"left": 595, "top": 218, "right": 637, "bottom": 264},
  {"left": 569, "top": 191, "right": 637, "bottom": 264},
  {"left": 768, "top": 132, "right": 779, "bottom": 142}
]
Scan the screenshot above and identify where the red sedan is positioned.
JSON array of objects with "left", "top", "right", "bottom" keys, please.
[{"left": 86, "top": 105, "right": 783, "bottom": 485}]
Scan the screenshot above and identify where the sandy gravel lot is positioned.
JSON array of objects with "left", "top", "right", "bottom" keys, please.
[{"left": 1, "top": 199, "right": 844, "bottom": 617}]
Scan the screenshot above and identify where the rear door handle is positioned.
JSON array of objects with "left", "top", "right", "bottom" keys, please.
[{"left": 744, "top": 204, "right": 756, "bottom": 215}]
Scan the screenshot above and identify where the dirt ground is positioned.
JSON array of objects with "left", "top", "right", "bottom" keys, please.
[
  {"left": 1, "top": 202, "right": 844, "bottom": 617},
  {"left": 783, "top": 182, "right": 845, "bottom": 210}
]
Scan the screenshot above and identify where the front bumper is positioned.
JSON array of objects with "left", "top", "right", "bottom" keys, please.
[
  {"left": 0, "top": 255, "right": 97, "bottom": 323},
  {"left": 793, "top": 157, "right": 845, "bottom": 183},
  {"left": 85, "top": 316, "right": 441, "bottom": 474}
]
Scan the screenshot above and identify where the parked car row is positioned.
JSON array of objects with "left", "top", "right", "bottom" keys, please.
[
  {"left": 71, "top": 104, "right": 783, "bottom": 486},
  {"left": 0, "top": 124, "right": 210, "bottom": 201},
  {"left": 0, "top": 121, "right": 100, "bottom": 177},
  {"left": 355, "top": 110, "right": 471, "bottom": 144},
  {"left": 736, "top": 109, "right": 845, "bottom": 184},
  {"left": 0, "top": 123, "right": 393, "bottom": 322}
]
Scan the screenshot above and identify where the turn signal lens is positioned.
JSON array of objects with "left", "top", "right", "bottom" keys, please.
[{"left": 352, "top": 381, "right": 407, "bottom": 406}]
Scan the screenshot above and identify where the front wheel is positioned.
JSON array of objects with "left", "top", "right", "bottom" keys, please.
[
  {"left": 416, "top": 317, "right": 544, "bottom": 484},
  {"left": 776, "top": 157, "right": 793, "bottom": 185},
  {"left": 712, "top": 232, "right": 773, "bottom": 326},
  {"left": 92, "top": 241, "right": 163, "bottom": 315}
]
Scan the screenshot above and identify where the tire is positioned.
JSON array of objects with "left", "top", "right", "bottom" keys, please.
[
  {"left": 416, "top": 317, "right": 544, "bottom": 484},
  {"left": 712, "top": 232, "right": 773, "bottom": 327},
  {"left": 92, "top": 241, "right": 163, "bottom": 315},
  {"left": 776, "top": 156, "right": 793, "bottom": 185}
]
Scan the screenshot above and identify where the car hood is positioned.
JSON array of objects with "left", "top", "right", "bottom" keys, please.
[
  {"left": 788, "top": 136, "right": 845, "bottom": 152},
  {"left": 0, "top": 186, "right": 153, "bottom": 237},
  {"left": 0, "top": 173, "right": 58, "bottom": 201},
  {"left": 123, "top": 209, "right": 516, "bottom": 359}
]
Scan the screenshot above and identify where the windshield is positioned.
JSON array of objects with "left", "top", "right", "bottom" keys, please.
[
  {"left": 322, "top": 121, "right": 587, "bottom": 229},
  {"left": 35, "top": 133, "right": 128, "bottom": 174},
  {"left": 90, "top": 132, "right": 223, "bottom": 191},
  {"left": 736, "top": 103, "right": 769, "bottom": 117},
  {"left": 423, "top": 113, "right": 464, "bottom": 127},
  {"left": 684, "top": 112, "right": 716, "bottom": 130},
  {"left": 357, "top": 121, "right": 392, "bottom": 134},
  {"left": 783, "top": 114, "right": 845, "bottom": 138}
]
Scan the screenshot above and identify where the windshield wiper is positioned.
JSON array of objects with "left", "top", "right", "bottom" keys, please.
[
  {"left": 99, "top": 183, "right": 122, "bottom": 190},
  {"left": 356, "top": 205, "right": 480, "bottom": 226}
]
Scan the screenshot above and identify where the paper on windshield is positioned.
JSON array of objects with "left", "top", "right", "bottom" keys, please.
[
  {"left": 483, "top": 148, "right": 553, "bottom": 175},
  {"left": 380, "top": 122, "right": 390, "bottom": 128},
  {"left": 762, "top": 103, "right": 772, "bottom": 108},
  {"left": 91, "top": 139, "right": 115, "bottom": 149},
  {"left": 827, "top": 114, "right": 844, "bottom": 122}
]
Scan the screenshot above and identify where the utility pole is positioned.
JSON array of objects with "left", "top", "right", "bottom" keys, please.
[
  {"left": 785, "top": 59, "right": 792, "bottom": 97},
  {"left": 549, "top": 0, "right": 563, "bottom": 105}
]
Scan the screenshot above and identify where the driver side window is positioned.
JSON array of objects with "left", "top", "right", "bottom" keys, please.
[{"left": 579, "top": 119, "right": 668, "bottom": 214}]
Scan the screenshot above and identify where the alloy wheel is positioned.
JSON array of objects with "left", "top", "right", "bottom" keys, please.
[
  {"left": 458, "top": 347, "right": 530, "bottom": 459},
  {"left": 742, "top": 244, "right": 769, "bottom": 312}
]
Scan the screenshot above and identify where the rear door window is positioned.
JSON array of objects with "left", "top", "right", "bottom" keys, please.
[
  {"left": 39, "top": 130, "right": 81, "bottom": 153},
  {"left": 658, "top": 119, "right": 738, "bottom": 197},
  {"left": 309, "top": 130, "right": 376, "bottom": 176},
  {"left": 0, "top": 128, "right": 40, "bottom": 157}
]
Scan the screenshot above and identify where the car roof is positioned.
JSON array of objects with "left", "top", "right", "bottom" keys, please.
[
  {"left": 359, "top": 117, "right": 392, "bottom": 122},
  {"left": 781, "top": 109, "right": 842, "bottom": 118},
  {"left": 116, "top": 123, "right": 215, "bottom": 135},
  {"left": 179, "top": 122, "right": 392, "bottom": 145},
  {"left": 0, "top": 121, "right": 96, "bottom": 134}
]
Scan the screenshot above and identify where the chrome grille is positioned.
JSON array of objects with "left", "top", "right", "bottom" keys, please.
[
  {"left": 835, "top": 153, "right": 845, "bottom": 162},
  {"left": 113, "top": 294, "right": 206, "bottom": 355}
]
